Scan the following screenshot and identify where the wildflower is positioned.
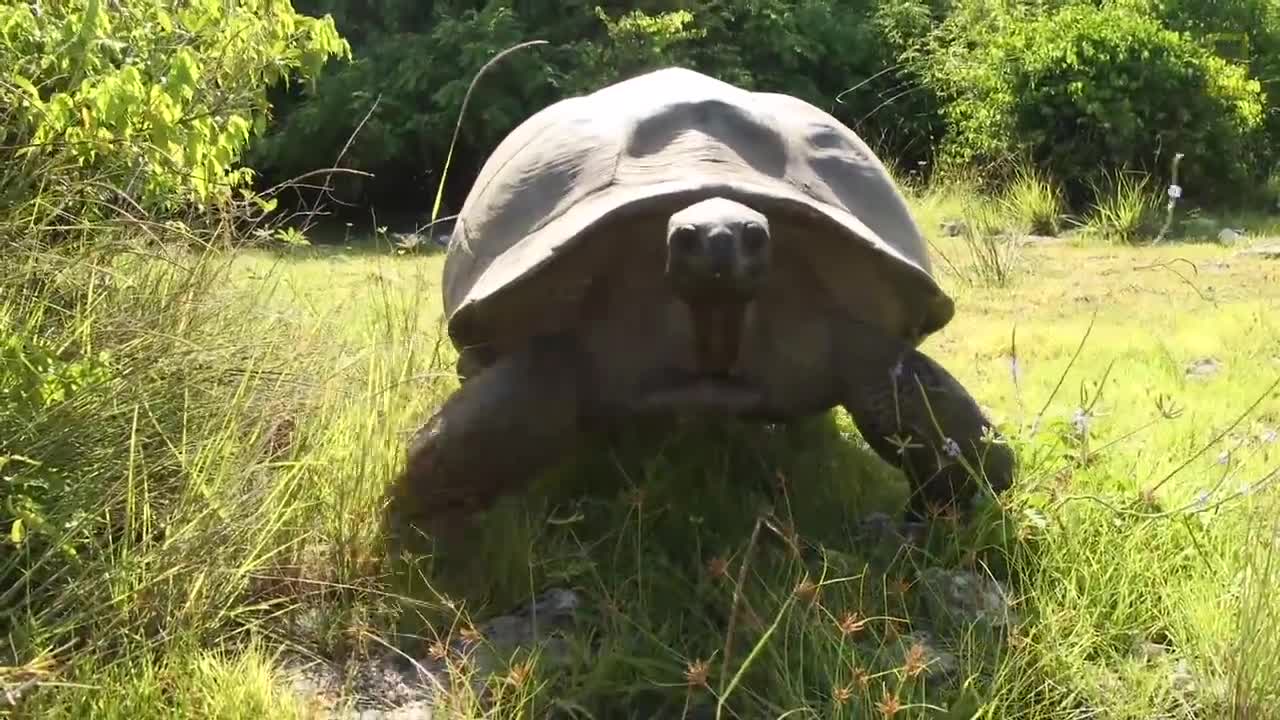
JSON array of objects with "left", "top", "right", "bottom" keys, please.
[
  {"left": 837, "top": 611, "right": 866, "bottom": 637},
  {"left": 685, "top": 658, "right": 710, "bottom": 689},
  {"left": 1192, "top": 489, "right": 1211, "bottom": 512},
  {"left": 833, "top": 684, "right": 854, "bottom": 705},
  {"left": 794, "top": 577, "right": 820, "bottom": 606},
  {"left": 891, "top": 576, "right": 913, "bottom": 596},
  {"left": 876, "top": 689, "right": 902, "bottom": 717},
  {"left": 506, "top": 661, "right": 533, "bottom": 688},
  {"left": 942, "top": 437, "right": 962, "bottom": 459},
  {"left": 627, "top": 487, "right": 646, "bottom": 508},
  {"left": 903, "top": 641, "right": 928, "bottom": 677},
  {"left": 1070, "top": 407, "right": 1091, "bottom": 435},
  {"left": 890, "top": 358, "right": 905, "bottom": 381}
]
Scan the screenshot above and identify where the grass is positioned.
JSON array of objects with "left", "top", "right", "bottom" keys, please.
[{"left": 3, "top": 179, "right": 1280, "bottom": 718}]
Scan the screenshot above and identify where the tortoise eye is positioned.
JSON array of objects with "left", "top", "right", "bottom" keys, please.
[
  {"left": 741, "top": 223, "right": 769, "bottom": 253},
  {"left": 670, "top": 225, "right": 700, "bottom": 253}
]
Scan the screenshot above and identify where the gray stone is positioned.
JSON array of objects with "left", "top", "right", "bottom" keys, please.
[
  {"left": 1239, "top": 243, "right": 1280, "bottom": 260},
  {"left": 898, "top": 630, "right": 961, "bottom": 683},
  {"left": 854, "top": 512, "right": 928, "bottom": 549},
  {"left": 1185, "top": 357, "right": 1223, "bottom": 379},
  {"left": 1130, "top": 639, "right": 1170, "bottom": 663},
  {"left": 1170, "top": 659, "right": 1198, "bottom": 695},
  {"left": 917, "top": 568, "right": 1017, "bottom": 628},
  {"left": 284, "top": 588, "right": 582, "bottom": 717}
]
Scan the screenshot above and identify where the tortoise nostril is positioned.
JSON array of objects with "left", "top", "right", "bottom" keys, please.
[
  {"left": 741, "top": 223, "right": 769, "bottom": 253},
  {"left": 670, "top": 225, "right": 700, "bottom": 254}
]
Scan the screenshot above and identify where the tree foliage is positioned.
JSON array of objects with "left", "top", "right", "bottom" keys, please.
[
  {"left": 922, "top": 2, "right": 1266, "bottom": 202},
  {"left": 0, "top": 0, "right": 349, "bottom": 220},
  {"left": 248, "top": 0, "right": 937, "bottom": 210},
  {"left": 249, "top": 0, "right": 1280, "bottom": 212}
]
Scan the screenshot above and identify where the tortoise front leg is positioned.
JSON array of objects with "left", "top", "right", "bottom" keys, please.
[
  {"left": 836, "top": 325, "right": 1015, "bottom": 521},
  {"left": 383, "top": 335, "right": 590, "bottom": 551}
]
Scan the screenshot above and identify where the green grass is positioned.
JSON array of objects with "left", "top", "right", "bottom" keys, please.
[{"left": 4, "top": 185, "right": 1280, "bottom": 718}]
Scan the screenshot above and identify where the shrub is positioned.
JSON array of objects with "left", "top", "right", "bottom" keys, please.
[
  {"left": 249, "top": 0, "right": 948, "bottom": 211},
  {"left": 922, "top": 2, "right": 1266, "bottom": 205},
  {"left": 1000, "top": 165, "right": 1067, "bottom": 236},
  {"left": 0, "top": 0, "right": 348, "bottom": 222}
]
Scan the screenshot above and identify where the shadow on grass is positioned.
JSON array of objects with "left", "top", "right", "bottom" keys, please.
[{"left": 380, "top": 410, "right": 1040, "bottom": 718}]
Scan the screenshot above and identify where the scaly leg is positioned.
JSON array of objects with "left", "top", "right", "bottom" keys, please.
[
  {"left": 383, "top": 335, "right": 590, "bottom": 551},
  {"left": 838, "top": 324, "right": 1015, "bottom": 520}
]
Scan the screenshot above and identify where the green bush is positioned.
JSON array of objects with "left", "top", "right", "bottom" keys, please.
[
  {"left": 248, "top": 0, "right": 946, "bottom": 211},
  {"left": 922, "top": 2, "right": 1266, "bottom": 204},
  {"left": 0, "top": 0, "right": 348, "bottom": 221},
  {"left": 1134, "top": 0, "right": 1280, "bottom": 186}
]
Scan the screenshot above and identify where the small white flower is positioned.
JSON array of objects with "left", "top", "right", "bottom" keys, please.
[
  {"left": 891, "top": 358, "right": 905, "bottom": 381},
  {"left": 942, "top": 437, "right": 962, "bottom": 459},
  {"left": 1070, "top": 408, "right": 1091, "bottom": 435},
  {"left": 1192, "top": 489, "right": 1211, "bottom": 511}
]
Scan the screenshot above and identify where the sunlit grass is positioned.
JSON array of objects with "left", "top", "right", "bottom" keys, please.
[{"left": 4, "top": 188, "right": 1280, "bottom": 716}]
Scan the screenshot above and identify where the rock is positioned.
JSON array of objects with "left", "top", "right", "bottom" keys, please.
[
  {"left": 284, "top": 588, "right": 582, "bottom": 717},
  {"left": 854, "top": 512, "right": 927, "bottom": 549},
  {"left": 1185, "top": 357, "right": 1223, "bottom": 379},
  {"left": 353, "top": 702, "right": 435, "bottom": 720},
  {"left": 917, "top": 568, "right": 1017, "bottom": 628},
  {"left": 285, "top": 652, "right": 441, "bottom": 719},
  {"left": 1170, "top": 659, "right": 1198, "bottom": 695},
  {"left": 459, "top": 587, "right": 581, "bottom": 671},
  {"left": 1239, "top": 243, "right": 1280, "bottom": 260},
  {"left": 1130, "top": 639, "right": 1170, "bottom": 663},
  {"left": 906, "top": 631, "right": 960, "bottom": 681},
  {"left": 1216, "top": 228, "right": 1244, "bottom": 245}
]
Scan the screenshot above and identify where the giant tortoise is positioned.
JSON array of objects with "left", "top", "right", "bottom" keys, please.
[{"left": 387, "top": 67, "right": 1015, "bottom": 543}]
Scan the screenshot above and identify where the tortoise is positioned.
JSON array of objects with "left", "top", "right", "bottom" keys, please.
[{"left": 386, "top": 67, "right": 1015, "bottom": 543}]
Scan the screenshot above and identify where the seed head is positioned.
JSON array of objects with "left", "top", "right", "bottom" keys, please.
[
  {"left": 685, "top": 658, "right": 711, "bottom": 689},
  {"left": 836, "top": 610, "right": 866, "bottom": 637},
  {"left": 903, "top": 641, "right": 928, "bottom": 677},
  {"left": 506, "top": 661, "right": 533, "bottom": 688},
  {"left": 794, "top": 577, "right": 820, "bottom": 606},
  {"left": 877, "top": 690, "right": 902, "bottom": 717}
]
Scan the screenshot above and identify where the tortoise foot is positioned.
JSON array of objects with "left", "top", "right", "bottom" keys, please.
[{"left": 841, "top": 344, "right": 1015, "bottom": 521}]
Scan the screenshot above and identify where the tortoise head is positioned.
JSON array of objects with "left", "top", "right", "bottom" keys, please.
[{"left": 664, "top": 197, "right": 771, "bottom": 302}]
